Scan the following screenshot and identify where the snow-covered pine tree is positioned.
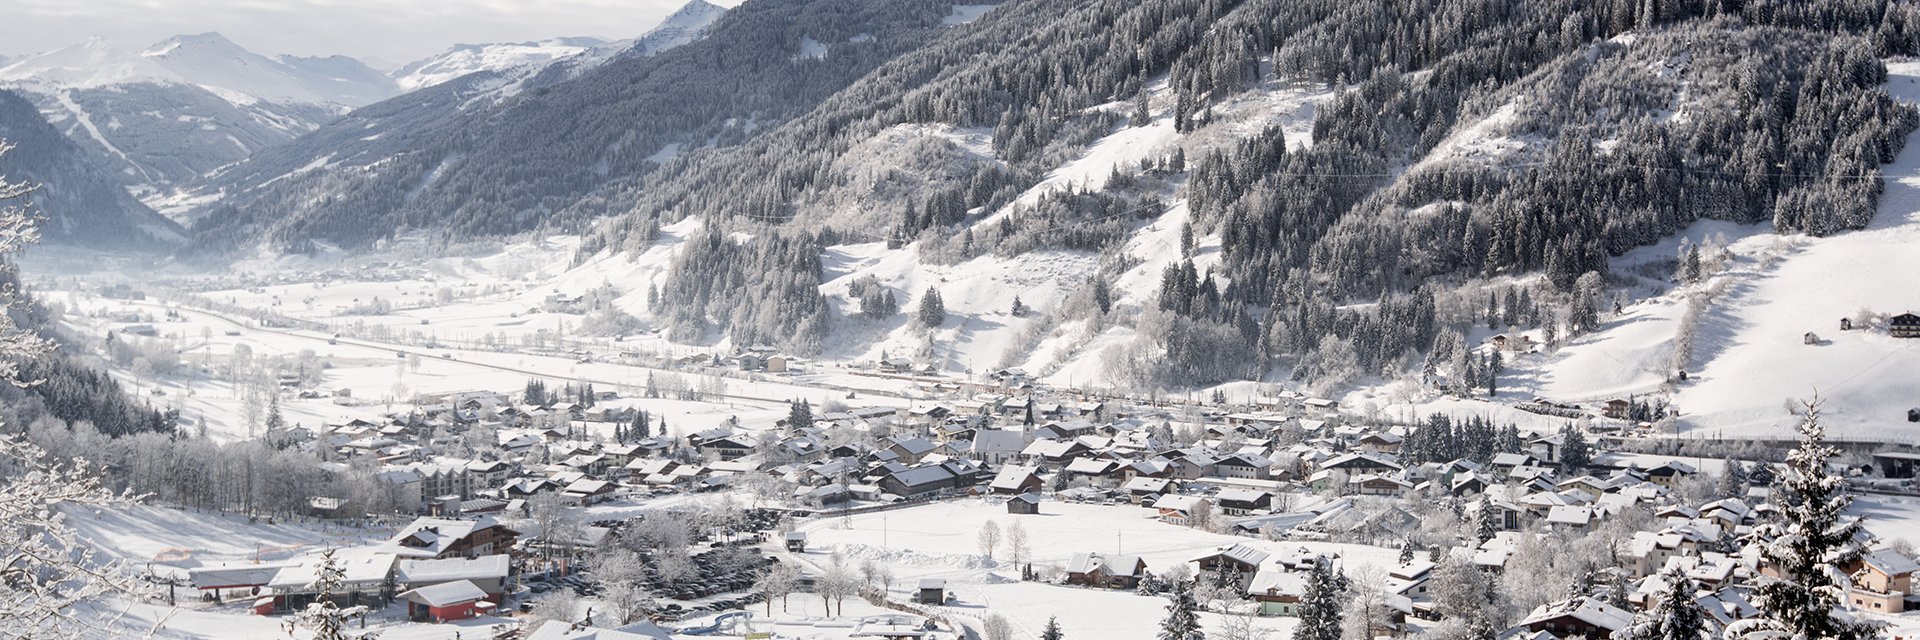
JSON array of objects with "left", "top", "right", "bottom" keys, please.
[
  {"left": 1293, "top": 557, "right": 1345, "bottom": 640},
  {"left": 1476, "top": 495, "right": 1498, "bottom": 543},
  {"left": 1630, "top": 565, "right": 1705, "bottom": 640},
  {"left": 916, "top": 288, "right": 946, "bottom": 328},
  {"left": 1399, "top": 538, "right": 1417, "bottom": 565},
  {"left": 265, "top": 394, "right": 286, "bottom": 432},
  {"left": 1559, "top": 423, "right": 1591, "bottom": 470},
  {"left": 1041, "top": 616, "right": 1064, "bottom": 640},
  {"left": 1158, "top": 578, "right": 1204, "bottom": 640},
  {"left": 788, "top": 399, "right": 813, "bottom": 429},
  {"left": 1732, "top": 401, "right": 1881, "bottom": 640},
  {"left": 299, "top": 548, "right": 378, "bottom": 640}
]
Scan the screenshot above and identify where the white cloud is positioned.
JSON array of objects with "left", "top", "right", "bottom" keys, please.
[{"left": 1, "top": 0, "right": 734, "bottom": 66}]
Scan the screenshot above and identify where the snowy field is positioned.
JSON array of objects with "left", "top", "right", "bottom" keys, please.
[{"left": 792, "top": 497, "right": 1405, "bottom": 638}]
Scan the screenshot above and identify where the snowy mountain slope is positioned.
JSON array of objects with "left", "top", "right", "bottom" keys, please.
[
  {"left": 1, "top": 33, "right": 396, "bottom": 107},
  {"left": 1340, "top": 58, "right": 1920, "bottom": 444},
  {"left": 180, "top": 0, "right": 947, "bottom": 253},
  {"left": 390, "top": 37, "right": 607, "bottom": 92},
  {"left": 0, "top": 34, "right": 398, "bottom": 197},
  {"left": 0, "top": 90, "right": 184, "bottom": 249}
]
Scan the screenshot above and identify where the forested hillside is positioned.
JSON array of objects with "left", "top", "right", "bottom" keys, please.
[
  {"left": 178, "top": 0, "right": 1920, "bottom": 392},
  {"left": 0, "top": 90, "right": 185, "bottom": 249},
  {"left": 183, "top": 0, "right": 954, "bottom": 254}
]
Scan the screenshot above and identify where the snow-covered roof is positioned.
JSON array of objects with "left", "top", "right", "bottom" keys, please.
[
  {"left": 1861, "top": 548, "right": 1920, "bottom": 576},
  {"left": 1194, "top": 543, "right": 1270, "bottom": 567},
  {"left": 1518, "top": 597, "right": 1632, "bottom": 633},
  {"left": 1065, "top": 552, "right": 1144, "bottom": 577},
  {"left": 998, "top": 463, "right": 1044, "bottom": 488},
  {"left": 396, "top": 554, "right": 510, "bottom": 584},
  {"left": 399, "top": 579, "right": 489, "bottom": 607}
]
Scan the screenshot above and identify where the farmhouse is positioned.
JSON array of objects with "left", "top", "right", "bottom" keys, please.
[
  {"left": 1065, "top": 552, "right": 1148, "bottom": 589},
  {"left": 1892, "top": 312, "right": 1920, "bottom": 338},
  {"left": 1511, "top": 597, "right": 1632, "bottom": 639}
]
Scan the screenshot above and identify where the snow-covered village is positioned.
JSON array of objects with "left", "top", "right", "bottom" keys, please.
[{"left": 5, "top": 1, "right": 1920, "bottom": 640}]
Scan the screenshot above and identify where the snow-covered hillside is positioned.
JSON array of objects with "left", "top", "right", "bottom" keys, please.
[
  {"left": 390, "top": 37, "right": 607, "bottom": 91},
  {"left": 1341, "top": 60, "right": 1920, "bottom": 444},
  {"left": 0, "top": 33, "right": 398, "bottom": 196},
  {"left": 0, "top": 33, "right": 396, "bottom": 107}
]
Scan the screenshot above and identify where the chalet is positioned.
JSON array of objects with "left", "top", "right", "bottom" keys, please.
[
  {"left": 1215, "top": 454, "right": 1273, "bottom": 480},
  {"left": 1249, "top": 569, "right": 1309, "bottom": 616},
  {"left": 988, "top": 465, "right": 1045, "bottom": 494},
  {"left": 1193, "top": 544, "right": 1269, "bottom": 587},
  {"left": 1603, "top": 399, "right": 1632, "bottom": 419},
  {"left": 1528, "top": 434, "right": 1569, "bottom": 464},
  {"left": 1064, "top": 457, "right": 1123, "bottom": 482},
  {"left": 1122, "top": 476, "right": 1178, "bottom": 503},
  {"left": 1892, "top": 312, "right": 1920, "bottom": 338},
  {"left": 1449, "top": 471, "right": 1491, "bottom": 496},
  {"left": 1319, "top": 453, "right": 1404, "bottom": 474},
  {"left": 1065, "top": 552, "right": 1147, "bottom": 589},
  {"left": 695, "top": 434, "right": 756, "bottom": 461},
  {"left": 1355, "top": 432, "right": 1404, "bottom": 454},
  {"left": 1007, "top": 493, "right": 1043, "bottom": 515},
  {"left": 380, "top": 516, "right": 519, "bottom": 560},
  {"left": 884, "top": 436, "right": 939, "bottom": 464},
  {"left": 878, "top": 464, "right": 960, "bottom": 499},
  {"left": 1387, "top": 561, "right": 1436, "bottom": 600},
  {"left": 1489, "top": 452, "right": 1539, "bottom": 475},
  {"left": 1845, "top": 548, "right": 1918, "bottom": 613},
  {"left": 1154, "top": 494, "right": 1212, "bottom": 525},
  {"left": 1021, "top": 439, "right": 1090, "bottom": 466},
  {"left": 1544, "top": 505, "right": 1594, "bottom": 531},
  {"left": 1215, "top": 488, "right": 1274, "bottom": 515},
  {"left": 1349, "top": 474, "right": 1414, "bottom": 496},
  {"left": 399, "top": 580, "right": 493, "bottom": 622},
  {"left": 561, "top": 479, "right": 617, "bottom": 505},
  {"left": 1511, "top": 597, "right": 1632, "bottom": 640}
]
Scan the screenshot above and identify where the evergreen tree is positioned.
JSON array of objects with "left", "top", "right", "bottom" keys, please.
[
  {"left": 1559, "top": 424, "right": 1592, "bottom": 470},
  {"left": 1682, "top": 244, "right": 1703, "bottom": 283},
  {"left": 1607, "top": 570, "right": 1635, "bottom": 612},
  {"left": 1010, "top": 296, "right": 1026, "bottom": 317},
  {"left": 632, "top": 410, "right": 651, "bottom": 440},
  {"left": 1476, "top": 495, "right": 1498, "bottom": 543},
  {"left": 1041, "top": 616, "right": 1064, "bottom": 640},
  {"left": 264, "top": 395, "right": 286, "bottom": 433},
  {"left": 1157, "top": 578, "right": 1204, "bottom": 640},
  {"left": 1398, "top": 538, "right": 1417, "bottom": 565},
  {"left": 1631, "top": 565, "right": 1706, "bottom": 640},
  {"left": 1736, "top": 401, "right": 1880, "bottom": 640},
  {"left": 1294, "top": 557, "right": 1345, "bottom": 640},
  {"left": 788, "top": 399, "right": 814, "bottom": 429},
  {"left": 298, "top": 548, "right": 379, "bottom": 640},
  {"left": 917, "top": 288, "right": 946, "bottom": 329}
]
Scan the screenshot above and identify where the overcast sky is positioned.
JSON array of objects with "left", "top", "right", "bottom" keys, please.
[{"left": 2, "top": 0, "right": 731, "bottom": 68}]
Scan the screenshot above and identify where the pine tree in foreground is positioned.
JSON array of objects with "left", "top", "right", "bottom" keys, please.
[
  {"left": 1630, "top": 565, "right": 1706, "bottom": 640},
  {"left": 1040, "top": 616, "right": 1064, "bottom": 640},
  {"left": 299, "top": 548, "right": 379, "bottom": 640},
  {"left": 1728, "top": 401, "right": 1880, "bottom": 640},
  {"left": 1293, "top": 557, "right": 1345, "bottom": 640},
  {"left": 1159, "top": 578, "right": 1205, "bottom": 640}
]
